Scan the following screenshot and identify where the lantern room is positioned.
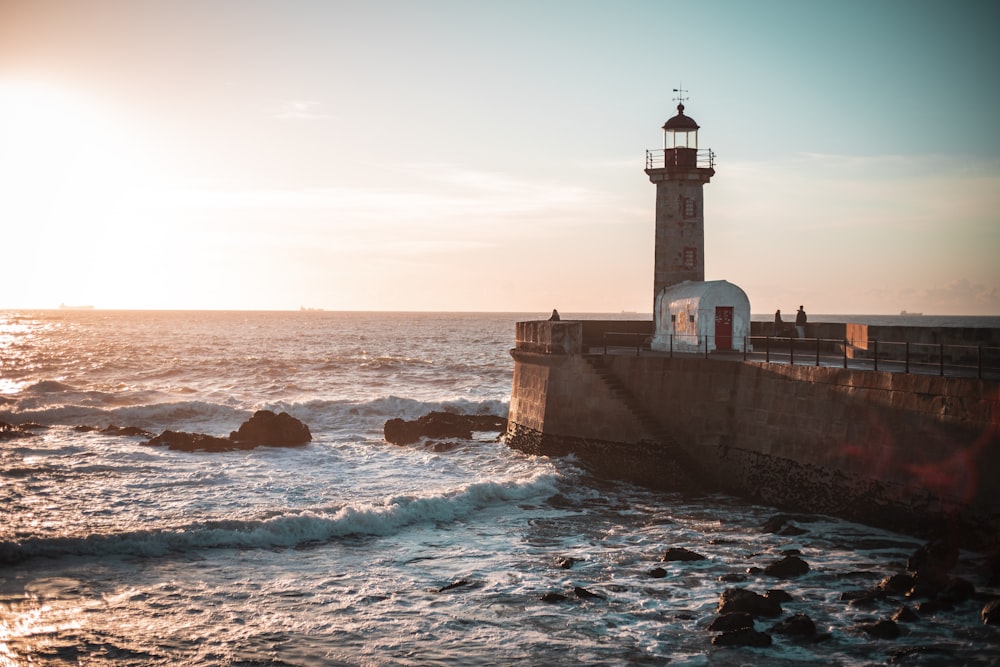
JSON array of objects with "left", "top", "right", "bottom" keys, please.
[{"left": 662, "top": 103, "right": 700, "bottom": 150}]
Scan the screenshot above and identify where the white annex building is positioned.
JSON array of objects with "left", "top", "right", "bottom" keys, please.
[
  {"left": 651, "top": 279, "right": 751, "bottom": 353},
  {"left": 644, "top": 96, "right": 751, "bottom": 352}
]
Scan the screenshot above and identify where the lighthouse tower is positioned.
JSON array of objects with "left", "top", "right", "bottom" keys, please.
[
  {"left": 645, "top": 95, "right": 748, "bottom": 354},
  {"left": 644, "top": 96, "right": 715, "bottom": 310}
]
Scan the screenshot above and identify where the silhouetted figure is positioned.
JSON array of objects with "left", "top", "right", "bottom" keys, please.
[
  {"left": 548, "top": 309, "right": 560, "bottom": 321},
  {"left": 774, "top": 309, "right": 784, "bottom": 336},
  {"left": 795, "top": 306, "right": 807, "bottom": 338}
]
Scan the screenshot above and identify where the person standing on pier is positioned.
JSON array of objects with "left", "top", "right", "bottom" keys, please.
[
  {"left": 795, "top": 306, "right": 807, "bottom": 338},
  {"left": 774, "top": 309, "right": 784, "bottom": 336}
]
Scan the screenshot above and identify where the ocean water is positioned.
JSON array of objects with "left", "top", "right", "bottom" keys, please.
[{"left": 1, "top": 310, "right": 997, "bottom": 666}]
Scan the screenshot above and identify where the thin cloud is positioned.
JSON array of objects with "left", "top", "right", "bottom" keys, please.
[{"left": 273, "top": 100, "right": 332, "bottom": 121}]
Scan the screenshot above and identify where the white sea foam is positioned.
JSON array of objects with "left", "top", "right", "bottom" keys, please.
[{"left": 1, "top": 472, "right": 559, "bottom": 562}]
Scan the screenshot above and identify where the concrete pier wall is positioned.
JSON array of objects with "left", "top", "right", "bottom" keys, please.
[{"left": 506, "top": 321, "right": 1000, "bottom": 547}]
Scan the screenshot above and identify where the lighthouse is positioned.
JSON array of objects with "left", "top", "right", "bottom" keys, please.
[
  {"left": 645, "top": 96, "right": 715, "bottom": 308},
  {"left": 645, "top": 95, "right": 751, "bottom": 353}
]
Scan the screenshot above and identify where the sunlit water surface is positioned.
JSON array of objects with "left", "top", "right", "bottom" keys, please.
[{"left": 1, "top": 310, "right": 997, "bottom": 665}]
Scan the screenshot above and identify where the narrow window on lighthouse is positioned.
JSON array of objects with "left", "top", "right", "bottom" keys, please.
[
  {"left": 683, "top": 247, "right": 697, "bottom": 269},
  {"left": 681, "top": 197, "right": 697, "bottom": 219}
]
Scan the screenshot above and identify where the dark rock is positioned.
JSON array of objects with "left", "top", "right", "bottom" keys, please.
[
  {"left": 540, "top": 592, "right": 568, "bottom": 603},
  {"left": 574, "top": 586, "right": 604, "bottom": 600},
  {"left": 718, "top": 588, "right": 783, "bottom": 617},
  {"left": 0, "top": 421, "right": 37, "bottom": 441},
  {"left": 892, "top": 605, "right": 919, "bottom": 622},
  {"left": 146, "top": 411, "right": 311, "bottom": 452},
  {"left": 711, "top": 628, "right": 773, "bottom": 647},
  {"left": 879, "top": 573, "right": 915, "bottom": 594},
  {"left": 229, "top": 410, "right": 311, "bottom": 446},
  {"left": 718, "top": 573, "right": 746, "bottom": 583},
  {"left": 771, "top": 613, "right": 816, "bottom": 636},
  {"left": 426, "top": 440, "right": 462, "bottom": 452},
  {"left": 661, "top": 547, "right": 707, "bottom": 562},
  {"left": 764, "top": 555, "right": 810, "bottom": 578},
  {"left": 437, "top": 579, "right": 471, "bottom": 593},
  {"left": 102, "top": 425, "right": 153, "bottom": 437},
  {"left": 779, "top": 524, "right": 809, "bottom": 536},
  {"left": 648, "top": 567, "right": 667, "bottom": 579},
  {"left": 557, "top": 556, "right": 578, "bottom": 570},
  {"left": 906, "top": 571, "right": 951, "bottom": 599},
  {"left": 765, "top": 589, "right": 794, "bottom": 604},
  {"left": 859, "top": 619, "right": 900, "bottom": 639},
  {"left": 846, "top": 593, "right": 882, "bottom": 609},
  {"left": 982, "top": 599, "right": 1000, "bottom": 625},
  {"left": 761, "top": 513, "right": 817, "bottom": 533},
  {"left": 939, "top": 577, "right": 975, "bottom": 604},
  {"left": 146, "top": 430, "right": 242, "bottom": 452},
  {"left": 907, "top": 539, "right": 959, "bottom": 578},
  {"left": 708, "top": 612, "right": 754, "bottom": 633},
  {"left": 916, "top": 598, "right": 954, "bottom": 614},
  {"left": 383, "top": 411, "right": 506, "bottom": 446}
]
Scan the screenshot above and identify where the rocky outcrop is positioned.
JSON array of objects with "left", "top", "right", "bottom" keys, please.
[
  {"left": 717, "top": 588, "right": 783, "bottom": 617},
  {"left": 229, "top": 409, "right": 311, "bottom": 446},
  {"left": 146, "top": 410, "right": 311, "bottom": 452},
  {"left": 383, "top": 411, "right": 506, "bottom": 445}
]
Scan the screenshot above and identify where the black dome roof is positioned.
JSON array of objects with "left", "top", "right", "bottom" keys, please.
[{"left": 662, "top": 103, "right": 699, "bottom": 132}]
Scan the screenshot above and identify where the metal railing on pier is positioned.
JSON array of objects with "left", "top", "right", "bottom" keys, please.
[{"left": 592, "top": 332, "right": 1000, "bottom": 381}]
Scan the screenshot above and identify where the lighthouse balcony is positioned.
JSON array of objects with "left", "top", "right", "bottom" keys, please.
[{"left": 646, "top": 148, "right": 715, "bottom": 170}]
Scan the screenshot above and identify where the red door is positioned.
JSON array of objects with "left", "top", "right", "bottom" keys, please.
[{"left": 715, "top": 307, "right": 733, "bottom": 350}]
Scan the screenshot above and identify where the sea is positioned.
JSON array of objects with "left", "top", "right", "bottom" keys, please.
[{"left": 1, "top": 310, "right": 997, "bottom": 666}]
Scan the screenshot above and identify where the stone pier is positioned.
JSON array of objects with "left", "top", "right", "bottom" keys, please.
[{"left": 506, "top": 320, "right": 1000, "bottom": 549}]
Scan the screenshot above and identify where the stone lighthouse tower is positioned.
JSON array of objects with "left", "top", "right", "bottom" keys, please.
[{"left": 645, "top": 97, "right": 715, "bottom": 310}]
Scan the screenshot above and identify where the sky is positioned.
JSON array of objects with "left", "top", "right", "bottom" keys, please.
[{"left": 1, "top": 0, "right": 998, "bottom": 315}]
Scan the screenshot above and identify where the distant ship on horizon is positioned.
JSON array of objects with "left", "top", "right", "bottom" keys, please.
[{"left": 900, "top": 310, "right": 923, "bottom": 316}]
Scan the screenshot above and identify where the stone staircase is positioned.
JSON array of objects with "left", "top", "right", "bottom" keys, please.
[
  {"left": 583, "top": 354, "right": 673, "bottom": 445},
  {"left": 582, "top": 354, "right": 709, "bottom": 492}
]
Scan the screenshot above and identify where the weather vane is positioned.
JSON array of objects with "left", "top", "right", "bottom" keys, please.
[{"left": 672, "top": 85, "right": 689, "bottom": 105}]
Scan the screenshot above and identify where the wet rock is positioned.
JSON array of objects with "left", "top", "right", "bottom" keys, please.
[
  {"left": 557, "top": 556, "right": 578, "bottom": 570},
  {"left": 437, "top": 579, "right": 472, "bottom": 593},
  {"left": 847, "top": 592, "right": 884, "bottom": 609},
  {"left": 383, "top": 411, "right": 506, "bottom": 445},
  {"left": 765, "top": 589, "right": 794, "bottom": 604},
  {"left": 718, "top": 573, "right": 746, "bottom": 583},
  {"left": 982, "top": 599, "right": 1000, "bottom": 625},
  {"left": 229, "top": 410, "right": 311, "bottom": 446},
  {"left": 939, "top": 577, "right": 975, "bottom": 604},
  {"left": 574, "top": 586, "right": 604, "bottom": 600},
  {"left": 146, "top": 430, "right": 241, "bottom": 452},
  {"left": 779, "top": 524, "right": 809, "bottom": 536},
  {"left": 711, "top": 627, "right": 772, "bottom": 647},
  {"left": 859, "top": 619, "right": 900, "bottom": 639},
  {"left": 718, "top": 588, "right": 783, "bottom": 617},
  {"left": 892, "top": 605, "right": 919, "bottom": 622},
  {"left": 660, "top": 547, "right": 707, "bottom": 562},
  {"left": 770, "top": 613, "right": 816, "bottom": 636},
  {"left": 648, "top": 567, "right": 667, "bottom": 579},
  {"left": 878, "top": 573, "right": 915, "bottom": 594},
  {"left": 0, "top": 421, "right": 38, "bottom": 441},
  {"left": 916, "top": 598, "right": 954, "bottom": 615},
  {"left": 907, "top": 539, "right": 959, "bottom": 579},
  {"left": 761, "top": 513, "right": 816, "bottom": 533},
  {"left": 708, "top": 612, "right": 754, "bottom": 633},
  {"left": 764, "top": 555, "right": 810, "bottom": 578},
  {"left": 540, "top": 592, "right": 568, "bottom": 603},
  {"left": 146, "top": 411, "right": 311, "bottom": 452},
  {"left": 103, "top": 424, "right": 153, "bottom": 437}
]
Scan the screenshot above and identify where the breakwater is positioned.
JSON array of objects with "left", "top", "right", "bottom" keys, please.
[{"left": 505, "top": 320, "right": 1000, "bottom": 549}]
